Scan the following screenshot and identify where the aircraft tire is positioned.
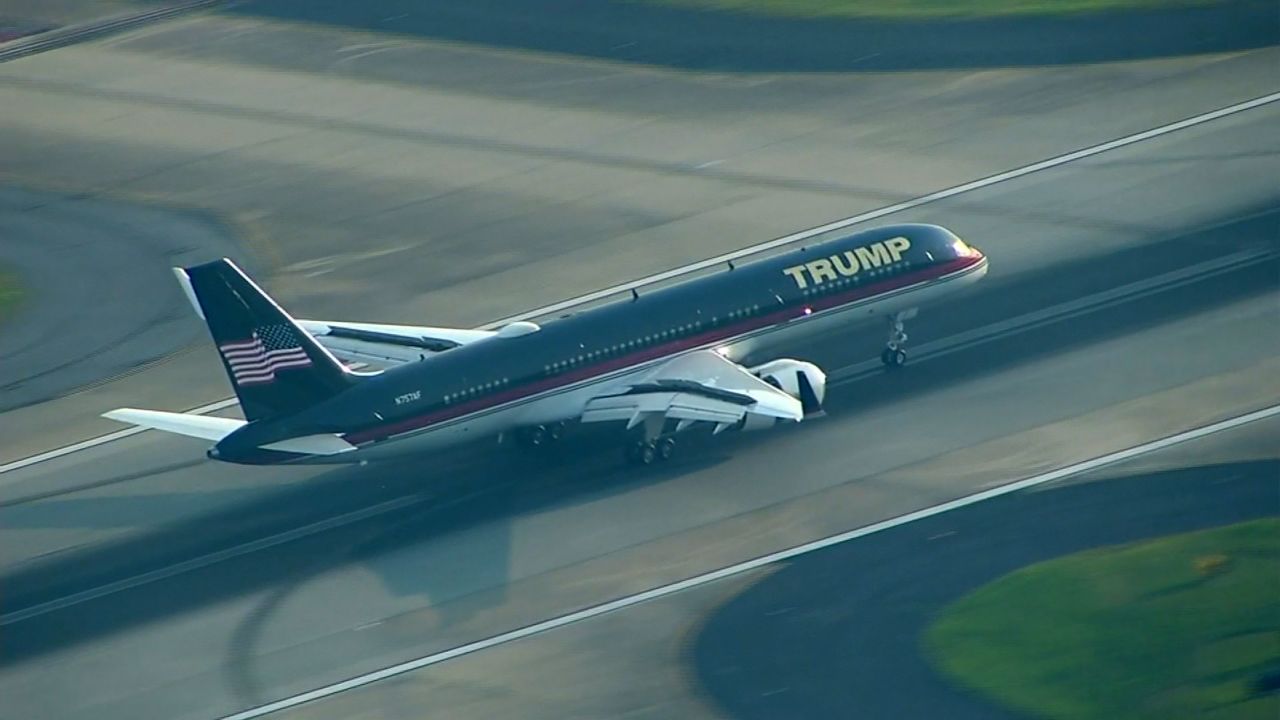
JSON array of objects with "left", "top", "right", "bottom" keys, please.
[
  {"left": 547, "top": 422, "right": 565, "bottom": 441},
  {"left": 881, "top": 347, "right": 908, "bottom": 369},
  {"left": 639, "top": 442, "right": 656, "bottom": 465},
  {"left": 626, "top": 440, "right": 657, "bottom": 465}
]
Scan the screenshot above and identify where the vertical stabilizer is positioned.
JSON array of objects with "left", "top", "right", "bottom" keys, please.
[{"left": 178, "top": 258, "right": 356, "bottom": 421}]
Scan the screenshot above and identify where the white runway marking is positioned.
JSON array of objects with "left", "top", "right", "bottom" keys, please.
[
  {"left": 2, "top": 90, "right": 1277, "bottom": 476},
  {"left": 217, "top": 403, "right": 1280, "bottom": 720},
  {"left": 0, "top": 398, "right": 237, "bottom": 480},
  {"left": 829, "top": 246, "right": 1276, "bottom": 385},
  {"left": 0, "top": 492, "right": 430, "bottom": 626}
]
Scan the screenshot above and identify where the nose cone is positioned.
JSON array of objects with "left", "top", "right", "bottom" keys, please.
[
  {"left": 950, "top": 234, "right": 982, "bottom": 260},
  {"left": 964, "top": 243, "right": 990, "bottom": 287}
]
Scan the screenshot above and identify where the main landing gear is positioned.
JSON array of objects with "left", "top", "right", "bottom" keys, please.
[
  {"left": 880, "top": 309, "right": 916, "bottom": 370},
  {"left": 514, "top": 421, "right": 566, "bottom": 449},
  {"left": 625, "top": 436, "right": 676, "bottom": 466},
  {"left": 624, "top": 413, "right": 676, "bottom": 466}
]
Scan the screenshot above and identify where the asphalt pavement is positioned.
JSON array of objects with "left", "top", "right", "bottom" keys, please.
[
  {"left": 0, "top": 211, "right": 1275, "bottom": 718},
  {"left": 694, "top": 461, "right": 1280, "bottom": 719},
  {"left": 0, "top": 187, "right": 246, "bottom": 413},
  {"left": 3, "top": 207, "right": 1276, "bottom": 620},
  {"left": 229, "top": 0, "right": 1280, "bottom": 71},
  {"left": 0, "top": 86, "right": 1276, "bottom": 716},
  {"left": 0, "top": 10, "right": 1276, "bottom": 720},
  {"left": 2, "top": 12, "right": 1276, "bottom": 460}
]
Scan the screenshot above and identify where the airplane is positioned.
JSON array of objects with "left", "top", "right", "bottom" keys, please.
[{"left": 103, "top": 223, "right": 987, "bottom": 466}]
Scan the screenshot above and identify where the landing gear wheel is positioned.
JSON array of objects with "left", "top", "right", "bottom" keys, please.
[
  {"left": 656, "top": 437, "right": 676, "bottom": 462},
  {"left": 516, "top": 422, "right": 569, "bottom": 450},
  {"left": 881, "top": 347, "right": 907, "bottom": 369},
  {"left": 627, "top": 441, "right": 657, "bottom": 466},
  {"left": 546, "top": 422, "right": 565, "bottom": 442},
  {"left": 881, "top": 311, "right": 913, "bottom": 370}
]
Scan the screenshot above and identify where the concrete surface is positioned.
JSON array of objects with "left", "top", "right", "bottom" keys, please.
[
  {"left": 0, "top": 10, "right": 1276, "bottom": 720},
  {"left": 227, "top": 0, "right": 1280, "bottom": 71},
  {"left": 1, "top": 249, "right": 1275, "bottom": 719},
  {"left": 0, "top": 187, "right": 245, "bottom": 414},
  {"left": 3, "top": 114, "right": 1277, "bottom": 554},
  {"left": 276, "top": 416, "right": 1280, "bottom": 720},
  {"left": 0, "top": 0, "right": 143, "bottom": 29},
  {"left": 0, "top": 20, "right": 1276, "bottom": 457}
]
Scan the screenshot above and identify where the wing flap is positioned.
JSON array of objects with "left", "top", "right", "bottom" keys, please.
[
  {"left": 581, "top": 392, "right": 746, "bottom": 426},
  {"left": 580, "top": 350, "right": 803, "bottom": 429}
]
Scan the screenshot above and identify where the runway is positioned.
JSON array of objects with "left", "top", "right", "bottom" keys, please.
[
  {"left": 1, "top": 222, "right": 1275, "bottom": 718},
  {"left": 2, "top": 11, "right": 1277, "bottom": 458},
  {"left": 0, "top": 8, "right": 1276, "bottom": 720},
  {"left": 4, "top": 222, "right": 1275, "bottom": 609},
  {"left": 264, "top": 412, "right": 1280, "bottom": 720}
]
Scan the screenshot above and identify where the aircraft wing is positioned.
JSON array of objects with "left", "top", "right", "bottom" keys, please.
[
  {"left": 580, "top": 350, "right": 803, "bottom": 432},
  {"left": 297, "top": 319, "right": 496, "bottom": 367}
]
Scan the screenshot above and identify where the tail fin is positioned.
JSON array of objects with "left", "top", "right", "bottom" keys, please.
[{"left": 176, "top": 258, "right": 356, "bottom": 421}]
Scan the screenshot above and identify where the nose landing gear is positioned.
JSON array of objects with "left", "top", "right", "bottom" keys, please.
[{"left": 881, "top": 309, "right": 916, "bottom": 369}]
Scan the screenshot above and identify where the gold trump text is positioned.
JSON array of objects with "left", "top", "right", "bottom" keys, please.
[{"left": 782, "top": 237, "right": 911, "bottom": 289}]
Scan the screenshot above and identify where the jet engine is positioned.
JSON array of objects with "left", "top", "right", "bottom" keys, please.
[{"left": 748, "top": 358, "right": 827, "bottom": 416}]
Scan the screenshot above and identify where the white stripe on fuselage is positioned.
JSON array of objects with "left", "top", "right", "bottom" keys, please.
[{"left": 323, "top": 258, "right": 988, "bottom": 463}]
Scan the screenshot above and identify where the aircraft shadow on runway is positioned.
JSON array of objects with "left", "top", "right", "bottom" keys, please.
[{"left": 1, "top": 207, "right": 1277, "bottom": 666}]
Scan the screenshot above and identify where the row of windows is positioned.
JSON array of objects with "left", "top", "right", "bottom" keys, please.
[
  {"left": 442, "top": 377, "right": 511, "bottom": 405},
  {"left": 539, "top": 302, "right": 769, "bottom": 377},
  {"left": 439, "top": 287, "right": 827, "bottom": 405}
]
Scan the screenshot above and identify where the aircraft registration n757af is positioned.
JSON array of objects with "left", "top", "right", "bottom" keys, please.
[{"left": 104, "top": 224, "right": 987, "bottom": 466}]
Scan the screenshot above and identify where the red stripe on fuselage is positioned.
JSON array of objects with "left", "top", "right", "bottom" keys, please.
[{"left": 344, "top": 255, "right": 983, "bottom": 445}]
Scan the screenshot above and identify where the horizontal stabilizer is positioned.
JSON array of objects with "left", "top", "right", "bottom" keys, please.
[
  {"left": 102, "top": 408, "right": 246, "bottom": 441},
  {"left": 297, "top": 319, "right": 496, "bottom": 366}
]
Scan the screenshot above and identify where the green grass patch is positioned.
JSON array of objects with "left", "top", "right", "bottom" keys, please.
[
  {"left": 926, "top": 518, "right": 1280, "bottom": 719},
  {"left": 0, "top": 267, "right": 22, "bottom": 326},
  {"left": 642, "top": 0, "right": 1227, "bottom": 20}
]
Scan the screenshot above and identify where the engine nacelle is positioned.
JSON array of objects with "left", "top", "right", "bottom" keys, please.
[{"left": 747, "top": 359, "right": 827, "bottom": 416}]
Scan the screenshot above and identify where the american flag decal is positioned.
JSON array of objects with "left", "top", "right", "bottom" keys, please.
[{"left": 218, "top": 324, "right": 312, "bottom": 386}]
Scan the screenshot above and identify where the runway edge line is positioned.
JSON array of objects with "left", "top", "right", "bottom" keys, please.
[
  {"left": 218, "top": 403, "right": 1280, "bottom": 720},
  {"left": 3, "top": 89, "right": 1277, "bottom": 477}
]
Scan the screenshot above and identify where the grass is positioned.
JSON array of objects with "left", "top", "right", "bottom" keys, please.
[
  {"left": 641, "top": 0, "right": 1229, "bottom": 20},
  {"left": 0, "top": 267, "right": 22, "bottom": 327},
  {"left": 925, "top": 518, "right": 1280, "bottom": 720}
]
